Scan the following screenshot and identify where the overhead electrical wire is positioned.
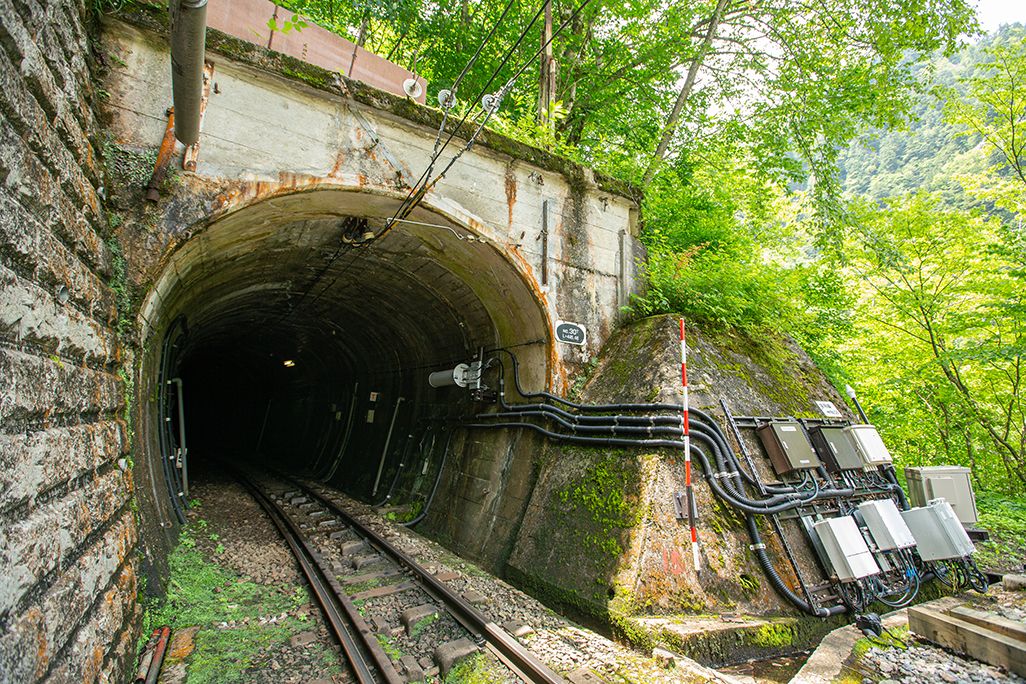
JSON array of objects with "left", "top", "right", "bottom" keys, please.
[
  {"left": 374, "top": 0, "right": 552, "bottom": 242},
  {"left": 374, "top": 0, "right": 601, "bottom": 244},
  {"left": 274, "top": 3, "right": 520, "bottom": 322},
  {"left": 279, "top": 0, "right": 602, "bottom": 319}
]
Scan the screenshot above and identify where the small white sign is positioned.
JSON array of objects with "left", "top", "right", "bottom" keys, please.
[
  {"left": 554, "top": 320, "right": 587, "bottom": 346},
  {"left": 815, "top": 401, "right": 843, "bottom": 418},
  {"left": 369, "top": 391, "right": 379, "bottom": 402}
]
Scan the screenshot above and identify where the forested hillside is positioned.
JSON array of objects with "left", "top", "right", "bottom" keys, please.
[{"left": 250, "top": 0, "right": 1024, "bottom": 505}]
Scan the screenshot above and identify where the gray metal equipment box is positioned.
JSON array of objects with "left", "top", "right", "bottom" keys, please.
[
  {"left": 905, "top": 466, "right": 978, "bottom": 525},
  {"left": 844, "top": 425, "right": 894, "bottom": 469},
  {"left": 813, "top": 516, "right": 881, "bottom": 582},
  {"left": 756, "top": 420, "right": 822, "bottom": 476},
  {"left": 900, "top": 500, "right": 975, "bottom": 561},
  {"left": 808, "top": 425, "right": 863, "bottom": 472},
  {"left": 858, "top": 499, "right": 916, "bottom": 551}
]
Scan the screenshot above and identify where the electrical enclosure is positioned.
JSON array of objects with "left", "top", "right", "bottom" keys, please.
[
  {"left": 858, "top": 499, "right": 916, "bottom": 550},
  {"left": 808, "top": 425, "right": 863, "bottom": 471},
  {"left": 905, "top": 466, "right": 978, "bottom": 525},
  {"left": 813, "top": 516, "right": 881, "bottom": 581},
  {"left": 844, "top": 425, "right": 893, "bottom": 469},
  {"left": 756, "top": 420, "right": 822, "bottom": 475},
  {"left": 900, "top": 500, "right": 975, "bottom": 561}
]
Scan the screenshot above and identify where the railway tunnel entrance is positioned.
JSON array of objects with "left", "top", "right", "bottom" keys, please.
[{"left": 136, "top": 188, "right": 551, "bottom": 528}]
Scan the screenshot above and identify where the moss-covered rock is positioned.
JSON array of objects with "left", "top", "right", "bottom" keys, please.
[{"left": 506, "top": 314, "right": 858, "bottom": 663}]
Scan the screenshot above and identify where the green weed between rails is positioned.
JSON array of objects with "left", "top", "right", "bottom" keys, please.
[
  {"left": 376, "top": 633, "right": 403, "bottom": 660},
  {"left": 140, "top": 522, "right": 318, "bottom": 682},
  {"left": 444, "top": 652, "right": 510, "bottom": 683}
]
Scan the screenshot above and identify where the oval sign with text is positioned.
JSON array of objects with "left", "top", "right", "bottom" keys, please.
[{"left": 555, "top": 320, "right": 587, "bottom": 346}]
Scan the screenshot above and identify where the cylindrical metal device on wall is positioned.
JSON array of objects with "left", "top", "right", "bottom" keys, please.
[
  {"left": 170, "top": 0, "right": 208, "bottom": 145},
  {"left": 428, "top": 363, "right": 470, "bottom": 388}
]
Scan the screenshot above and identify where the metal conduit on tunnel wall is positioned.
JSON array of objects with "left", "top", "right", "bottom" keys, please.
[
  {"left": 170, "top": 0, "right": 208, "bottom": 145},
  {"left": 462, "top": 350, "right": 930, "bottom": 616}
]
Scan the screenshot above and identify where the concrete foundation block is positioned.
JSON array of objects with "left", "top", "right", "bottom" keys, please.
[
  {"left": 401, "top": 604, "right": 439, "bottom": 636},
  {"left": 433, "top": 638, "right": 478, "bottom": 676},
  {"left": 1003, "top": 574, "right": 1026, "bottom": 591}
]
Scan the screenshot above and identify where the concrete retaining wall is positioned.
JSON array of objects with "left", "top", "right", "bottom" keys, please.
[
  {"left": 507, "top": 315, "right": 854, "bottom": 626},
  {"left": 0, "top": 1, "right": 139, "bottom": 681}
]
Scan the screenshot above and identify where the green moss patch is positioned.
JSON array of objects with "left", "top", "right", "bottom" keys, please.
[
  {"left": 140, "top": 522, "right": 333, "bottom": 683},
  {"left": 630, "top": 615, "right": 840, "bottom": 668},
  {"left": 444, "top": 652, "right": 511, "bottom": 683},
  {"left": 556, "top": 453, "right": 645, "bottom": 562}
]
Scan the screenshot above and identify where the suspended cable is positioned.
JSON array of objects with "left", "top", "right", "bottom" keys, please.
[
  {"left": 383, "top": 0, "right": 599, "bottom": 239},
  {"left": 373, "top": 0, "right": 559, "bottom": 243}
]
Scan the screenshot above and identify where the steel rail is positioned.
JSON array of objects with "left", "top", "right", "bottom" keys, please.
[
  {"left": 283, "top": 476, "right": 566, "bottom": 684},
  {"left": 236, "top": 473, "right": 403, "bottom": 684}
]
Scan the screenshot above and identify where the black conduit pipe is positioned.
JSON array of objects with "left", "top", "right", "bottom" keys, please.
[
  {"left": 463, "top": 422, "right": 853, "bottom": 513},
  {"left": 882, "top": 467, "right": 910, "bottom": 510},
  {"left": 745, "top": 514, "right": 846, "bottom": 617},
  {"left": 403, "top": 429, "right": 453, "bottom": 528},
  {"left": 476, "top": 409, "right": 684, "bottom": 437},
  {"left": 170, "top": 0, "right": 208, "bottom": 145},
  {"left": 493, "top": 348, "right": 686, "bottom": 413},
  {"left": 497, "top": 378, "right": 796, "bottom": 495}
]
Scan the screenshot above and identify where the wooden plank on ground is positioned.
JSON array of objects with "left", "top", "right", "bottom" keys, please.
[
  {"left": 350, "top": 580, "right": 417, "bottom": 601},
  {"left": 948, "top": 606, "right": 1026, "bottom": 642},
  {"left": 909, "top": 604, "right": 1026, "bottom": 677}
]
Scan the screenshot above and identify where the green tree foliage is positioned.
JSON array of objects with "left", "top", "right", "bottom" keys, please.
[
  {"left": 844, "top": 194, "right": 1026, "bottom": 491},
  {"left": 834, "top": 28, "right": 1026, "bottom": 493}
]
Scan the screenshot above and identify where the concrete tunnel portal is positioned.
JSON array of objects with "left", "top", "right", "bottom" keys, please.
[{"left": 137, "top": 188, "right": 552, "bottom": 520}]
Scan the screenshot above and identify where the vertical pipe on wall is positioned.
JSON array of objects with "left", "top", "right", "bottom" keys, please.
[
  {"left": 169, "top": 378, "right": 189, "bottom": 499},
  {"left": 541, "top": 200, "right": 549, "bottom": 286},
  {"left": 372, "top": 396, "right": 405, "bottom": 496},
  {"left": 170, "top": 0, "right": 208, "bottom": 145}
]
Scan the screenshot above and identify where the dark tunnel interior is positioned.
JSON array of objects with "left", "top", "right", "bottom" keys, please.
[{"left": 140, "top": 190, "right": 550, "bottom": 520}]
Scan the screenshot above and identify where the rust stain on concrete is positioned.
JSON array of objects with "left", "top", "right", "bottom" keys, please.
[
  {"left": 504, "top": 163, "right": 517, "bottom": 228},
  {"left": 503, "top": 244, "right": 557, "bottom": 391}
]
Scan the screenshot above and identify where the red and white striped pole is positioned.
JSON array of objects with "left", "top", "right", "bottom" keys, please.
[{"left": 680, "top": 318, "right": 700, "bottom": 572}]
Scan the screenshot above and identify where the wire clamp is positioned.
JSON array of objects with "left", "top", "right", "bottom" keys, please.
[{"left": 749, "top": 543, "right": 767, "bottom": 551}]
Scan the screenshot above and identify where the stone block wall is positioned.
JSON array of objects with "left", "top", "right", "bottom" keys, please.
[{"left": 0, "top": 0, "right": 139, "bottom": 681}]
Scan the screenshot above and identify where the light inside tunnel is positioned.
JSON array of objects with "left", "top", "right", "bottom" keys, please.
[{"left": 138, "top": 189, "right": 550, "bottom": 522}]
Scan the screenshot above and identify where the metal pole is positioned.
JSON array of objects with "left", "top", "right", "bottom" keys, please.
[
  {"left": 541, "top": 200, "right": 549, "bottom": 285},
  {"left": 325, "top": 382, "right": 359, "bottom": 481},
  {"left": 169, "top": 378, "right": 189, "bottom": 499},
  {"left": 720, "top": 398, "right": 768, "bottom": 496},
  {"left": 255, "top": 399, "right": 272, "bottom": 453},
  {"left": 372, "top": 396, "right": 405, "bottom": 496},
  {"left": 846, "top": 384, "right": 870, "bottom": 423},
  {"left": 680, "top": 319, "right": 700, "bottom": 572}
]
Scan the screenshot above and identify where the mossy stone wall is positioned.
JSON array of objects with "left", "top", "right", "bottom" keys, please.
[{"left": 506, "top": 315, "right": 855, "bottom": 631}]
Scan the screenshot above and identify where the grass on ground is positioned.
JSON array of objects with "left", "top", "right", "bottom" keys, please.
[{"left": 140, "top": 518, "right": 339, "bottom": 683}]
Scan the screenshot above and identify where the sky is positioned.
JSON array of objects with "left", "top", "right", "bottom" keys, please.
[{"left": 976, "top": 0, "right": 1025, "bottom": 32}]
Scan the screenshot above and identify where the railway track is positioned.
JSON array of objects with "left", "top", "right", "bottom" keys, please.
[{"left": 235, "top": 469, "right": 565, "bottom": 684}]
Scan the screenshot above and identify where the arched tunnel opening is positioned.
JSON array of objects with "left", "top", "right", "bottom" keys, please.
[{"left": 137, "top": 188, "right": 550, "bottom": 526}]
